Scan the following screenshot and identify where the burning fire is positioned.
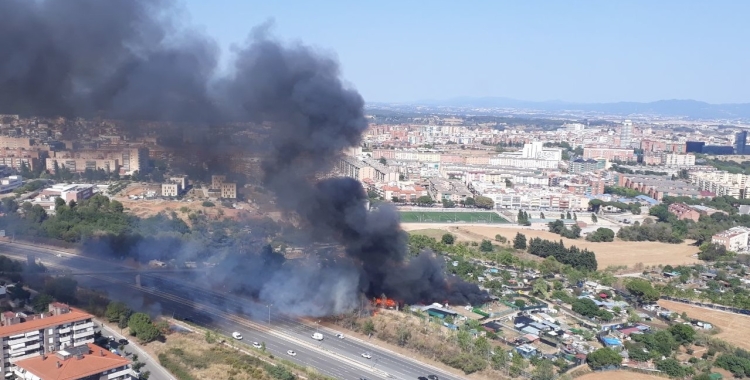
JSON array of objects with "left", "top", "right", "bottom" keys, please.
[{"left": 372, "top": 297, "right": 398, "bottom": 309}]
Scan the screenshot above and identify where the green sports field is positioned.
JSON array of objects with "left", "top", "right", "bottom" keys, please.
[{"left": 399, "top": 211, "right": 509, "bottom": 224}]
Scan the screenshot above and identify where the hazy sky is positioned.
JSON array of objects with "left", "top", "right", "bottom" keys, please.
[{"left": 184, "top": 1, "right": 750, "bottom": 104}]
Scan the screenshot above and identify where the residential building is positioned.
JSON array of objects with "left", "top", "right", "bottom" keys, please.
[
  {"left": 13, "top": 343, "right": 136, "bottom": 380},
  {"left": 161, "top": 183, "right": 179, "bottom": 197},
  {"left": 0, "top": 175, "right": 23, "bottom": 193},
  {"left": 712, "top": 227, "right": 750, "bottom": 252},
  {"left": 583, "top": 147, "right": 635, "bottom": 162},
  {"left": 620, "top": 120, "right": 633, "bottom": 148},
  {"left": 427, "top": 178, "right": 472, "bottom": 203},
  {"left": 0, "top": 137, "right": 34, "bottom": 150},
  {"left": 664, "top": 154, "right": 696, "bottom": 167},
  {"left": 569, "top": 158, "right": 606, "bottom": 174},
  {"left": 45, "top": 158, "right": 119, "bottom": 174},
  {"left": 0, "top": 303, "right": 95, "bottom": 376},
  {"left": 211, "top": 175, "right": 226, "bottom": 189},
  {"left": 338, "top": 156, "right": 399, "bottom": 183},
  {"left": 668, "top": 203, "right": 702, "bottom": 222},
  {"left": 691, "top": 171, "right": 750, "bottom": 199},
  {"left": 0, "top": 149, "right": 43, "bottom": 171},
  {"left": 618, "top": 174, "right": 702, "bottom": 200},
  {"left": 220, "top": 182, "right": 237, "bottom": 199}
]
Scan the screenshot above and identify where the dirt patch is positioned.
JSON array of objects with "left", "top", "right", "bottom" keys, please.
[
  {"left": 576, "top": 370, "right": 665, "bottom": 380},
  {"left": 658, "top": 299, "right": 750, "bottom": 351},
  {"left": 405, "top": 225, "right": 700, "bottom": 269}
]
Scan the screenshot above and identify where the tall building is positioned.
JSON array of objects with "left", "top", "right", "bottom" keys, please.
[
  {"left": 620, "top": 120, "right": 633, "bottom": 148},
  {"left": 0, "top": 303, "right": 95, "bottom": 376},
  {"left": 736, "top": 131, "right": 748, "bottom": 155},
  {"left": 685, "top": 141, "right": 706, "bottom": 153}
]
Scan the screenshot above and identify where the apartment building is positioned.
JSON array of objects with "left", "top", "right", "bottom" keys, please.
[
  {"left": 712, "top": 227, "right": 750, "bottom": 252},
  {"left": 617, "top": 174, "right": 702, "bottom": 201},
  {"left": 427, "top": 178, "right": 472, "bottom": 203},
  {"left": 668, "top": 203, "right": 702, "bottom": 222},
  {"left": 47, "top": 148, "right": 147, "bottom": 175},
  {"left": 691, "top": 171, "right": 750, "bottom": 199},
  {"left": 664, "top": 154, "right": 696, "bottom": 167},
  {"left": 583, "top": 147, "right": 636, "bottom": 162},
  {"left": 338, "top": 156, "right": 399, "bottom": 183},
  {"left": 0, "top": 303, "right": 95, "bottom": 376},
  {"left": 211, "top": 175, "right": 226, "bottom": 189},
  {"left": 569, "top": 158, "right": 606, "bottom": 174},
  {"left": 161, "top": 183, "right": 180, "bottom": 197},
  {"left": 13, "top": 343, "right": 135, "bottom": 380},
  {"left": 220, "top": 183, "right": 237, "bottom": 199},
  {"left": 45, "top": 158, "right": 119, "bottom": 174},
  {"left": 0, "top": 137, "right": 34, "bottom": 150},
  {"left": 0, "top": 149, "right": 43, "bottom": 171}
]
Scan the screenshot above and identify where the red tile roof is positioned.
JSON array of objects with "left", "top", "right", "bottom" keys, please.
[
  {"left": 0, "top": 308, "right": 92, "bottom": 337},
  {"left": 15, "top": 343, "right": 131, "bottom": 380}
]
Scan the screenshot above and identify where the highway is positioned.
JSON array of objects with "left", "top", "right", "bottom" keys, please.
[{"left": 0, "top": 241, "right": 462, "bottom": 380}]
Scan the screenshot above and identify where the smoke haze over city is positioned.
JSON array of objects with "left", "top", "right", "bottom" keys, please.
[{"left": 0, "top": 0, "right": 487, "bottom": 316}]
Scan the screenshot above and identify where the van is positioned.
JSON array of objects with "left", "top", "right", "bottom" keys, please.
[{"left": 312, "top": 332, "right": 323, "bottom": 341}]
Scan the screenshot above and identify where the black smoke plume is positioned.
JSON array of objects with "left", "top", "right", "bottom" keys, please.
[{"left": 1, "top": 0, "right": 488, "bottom": 316}]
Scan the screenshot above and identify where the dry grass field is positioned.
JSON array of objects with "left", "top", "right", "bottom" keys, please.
[
  {"left": 576, "top": 370, "right": 665, "bottom": 380},
  {"left": 404, "top": 225, "right": 700, "bottom": 269},
  {"left": 658, "top": 299, "right": 750, "bottom": 351}
]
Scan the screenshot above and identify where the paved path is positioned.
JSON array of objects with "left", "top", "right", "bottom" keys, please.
[{"left": 97, "top": 320, "right": 176, "bottom": 380}]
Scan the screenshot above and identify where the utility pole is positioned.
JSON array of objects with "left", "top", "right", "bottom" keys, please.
[{"left": 266, "top": 304, "right": 272, "bottom": 325}]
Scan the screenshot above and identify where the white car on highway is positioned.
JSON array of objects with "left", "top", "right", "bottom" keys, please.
[
  {"left": 361, "top": 352, "right": 372, "bottom": 359},
  {"left": 287, "top": 350, "right": 297, "bottom": 357},
  {"left": 335, "top": 333, "right": 345, "bottom": 339},
  {"left": 252, "top": 342, "right": 262, "bottom": 349},
  {"left": 232, "top": 332, "right": 243, "bottom": 340},
  {"left": 311, "top": 332, "right": 323, "bottom": 341}
]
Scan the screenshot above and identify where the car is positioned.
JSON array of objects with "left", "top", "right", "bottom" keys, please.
[
  {"left": 252, "top": 342, "right": 262, "bottom": 349},
  {"left": 56, "top": 253, "right": 62, "bottom": 257},
  {"left": 287, "top": 350, "right": 297, "bottom": 356},
  {"left": 311, "top": 332, "right": 323, "bottom": 341},
  {"left": 232, "top": 332, "right": 243, "bottom": 340},
  {"left": 427, "top": 375, "right": 439, "bottom": 380},
  {"left": 118, "top": 339, "right": 128, "bottom": 346},
  {"left": 361, "top": 352, "right": 372, "bottom": 359},
  {"left": 335, "top": 333, "right": 345, "bottom": 339}
]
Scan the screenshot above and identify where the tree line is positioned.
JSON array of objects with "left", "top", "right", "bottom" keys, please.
[{"left": 527, "top": 237, "right": 597, "bottom": 271}]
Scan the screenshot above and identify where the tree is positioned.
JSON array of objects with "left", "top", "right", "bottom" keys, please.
[
  {"left": 586, "top": 227, "right": 615, "bottom": 242},
  {"left": 513, "top": 232, "right": 527, "bottom": 250},
  {"left": 540, "top": 212, "right": 545, "bottom": 219},
  {"left": 127, "top": 313, "right": 161, "bottom": 343},
  {"left": 32, "top": 293, "right": 53, "bottom": 313},
  {"left": 591, "top": 213, "right": 598, "bottom": 223},
  {"left": 531, "top": 359, "right": 555, "bottom": 380},
  {"left": 668, "top": 323, "right": 696, "bottom": 345},
  {"left": 105, "top": 301, "right": 132, "bottom": 323},
  {"left": 441, "top": 233, "right": 455, "bottom": 245},
  {"left": 625, "top": 278, "right": 660, "bottom": 304},
  {"left": 442, "top": 199, "right": 456, "bottom": 208},
  {"left": 362, "top": 319, "right": 375, "bottom": 335},
  {"left": 416, "top": 195, "right": 433, "bottom": 205},
  {"left": 586, "top": 348, "right": 622, "bottom": 369},
  {"left": 54, "top": 197, "right": 66, "bottom": 210},
  {"left": 474, "top": 196, "right": 494, "bottom": 209},
  {"left": 464, "top": 197, "right": 475, "bottom": 207},
  {"left": 379, "top": 157, "right": 387, "bottom": 165},
  {"left": 494, "top": 234, "right": 507, "bottom": 243},
  {"left": 532, "top": 279, "right": 549, "bottom": 298},
  {"left": 480, "top": 239, "right": 493, "bottom": 252}
]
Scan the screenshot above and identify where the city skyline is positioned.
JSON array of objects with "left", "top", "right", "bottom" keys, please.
[{"left": 185, "top": 0, "right": 750, "bottom": 104}]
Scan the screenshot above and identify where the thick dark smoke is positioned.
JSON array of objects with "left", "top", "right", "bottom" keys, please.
[{"left": 1, "top": 0, "right": 488, "bottom": 316}]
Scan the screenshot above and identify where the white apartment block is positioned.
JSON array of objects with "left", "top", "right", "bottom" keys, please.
[
  {"left": 161, "top": 183, "right": 180, "bottom": 197},
  {"left": 0, "top": 175, "right": 23, "bottom": 193},
  {"left": 664, "top": 154, "right": 696, "bottom": 167},
  {"left": 712, "top": 227, "right": 750, "bottom": 252},
  {"left": 0, "top": 303, "right": 95, "bottom": 376},
  {"left": 481, "top": 189, "right": 589, "bottom": 211},
  {"left": 691, "top": 171, "right": 750, "bottom": 199},
  {"left": 220, "top": 183, "right": 237, "bottom": 199}
]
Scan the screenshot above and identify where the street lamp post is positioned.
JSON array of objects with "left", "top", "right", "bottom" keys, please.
[{"left": 266, "top": 304, "right": 273, "bottom": 325}]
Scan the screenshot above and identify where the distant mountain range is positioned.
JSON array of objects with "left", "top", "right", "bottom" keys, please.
[{"left": 405, "top": 97, "right": 750, "bottom": 120}]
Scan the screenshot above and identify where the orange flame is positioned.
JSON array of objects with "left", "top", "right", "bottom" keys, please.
[{"left": 372, "top": 297, "right": 398, "bottom": 309}]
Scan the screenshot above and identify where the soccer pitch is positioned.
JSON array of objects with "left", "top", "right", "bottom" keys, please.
[{"left": 399, "top": 211, "right": 509, "bottom": 224}]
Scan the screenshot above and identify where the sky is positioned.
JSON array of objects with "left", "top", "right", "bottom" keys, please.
[{"left": 184, "top": 0, "right": 750, "bottom": 104}]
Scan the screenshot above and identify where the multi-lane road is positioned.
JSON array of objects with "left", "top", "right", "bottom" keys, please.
[{"left": 0, "top": 241, "right": 462, "bottom": 380}]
